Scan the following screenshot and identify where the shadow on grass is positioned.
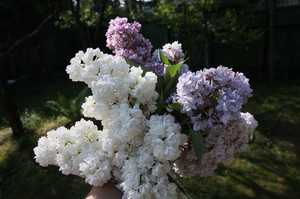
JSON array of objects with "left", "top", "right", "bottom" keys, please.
[{"left": 0, "top": 132, "right": 92, "bottom": 199}]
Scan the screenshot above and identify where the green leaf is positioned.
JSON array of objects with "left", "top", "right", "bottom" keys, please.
[
  {"left": 155, "top": 75, "right": 165, "bottom": 94},
  {"left": 164, "top": 71, "right": 179, "bottom": 97},
  {"left": 163, "top": 60, "right": 183, "bottom": 85},
  {"left": 191, "top": 129, "right": 204, "bottom": 164},
  {"left": 165, "top": 103, "right": 183, "bottom": 110},
  {"left": 155, "top": 90, "right": 167, "bottom": 115},
  {"left": 45, "top": 101, "right": 63, "bottom": 114},
  {"left": 181, "top": 115, "right": 190, "bottom": 127},
  {"left": 158, "top": 49, "right": 170, "bottom": 65},
  {"left": 167, "top": 61, "right": 184, "bottom": 78},
  {"left": 164, "top": 87, "right": 177, "bottom": 99},
  {"left": 163, "top": 66, "right": 172, "bottom": 85},
  {"left": 125, "top": 57, "right": 142, "bottom": 68},
  {"left": 58, "top": 93, "right": 70, "bottom": 109},
  {"left": 71, "top": 87, "right": 90, "bottom": 120},
  {"left": 125, "top": 57, "right": 154, "bottom": 77}
]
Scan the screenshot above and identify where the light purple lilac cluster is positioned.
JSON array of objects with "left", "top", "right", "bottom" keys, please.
[
  {"left": 172, "top": 66, "right": 253, "bottom": 131},
  {"left": 174, "top": 112, "right": 258, "bottom": 178},
  {"left": 106, "top": 17, "right": 152, "bottom": 65},
  {"left": 170, "top": 66, "right": 257, "bottom": 177}
]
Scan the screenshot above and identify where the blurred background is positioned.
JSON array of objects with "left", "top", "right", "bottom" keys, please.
[{"left": 0, "top": 0, "right": 299, "bottom": 198}]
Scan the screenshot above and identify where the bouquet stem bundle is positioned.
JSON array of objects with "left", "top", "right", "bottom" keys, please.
[{"left": 34, "top": 17, "right": 258, "bottom": 199}]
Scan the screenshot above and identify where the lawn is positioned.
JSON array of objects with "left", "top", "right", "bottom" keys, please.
[{"left": 0, "top": 78, "right": 299, "bottom": 199}]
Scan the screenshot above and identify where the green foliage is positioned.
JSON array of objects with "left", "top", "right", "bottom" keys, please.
[
  {"left": 209, "top": 5, "right": 266, "bottom": 44},
  {"left": 154, "top": 0, "right": 265, "bottom": 48},
  {"left": 55, "top": 0, "right": 156, "bottom": 30},
  {"left": 20, "top": 109, "right": 46, "bottom": 130},
  {"left": 45, "top": 86, "right": 91, "bottom": 125}
]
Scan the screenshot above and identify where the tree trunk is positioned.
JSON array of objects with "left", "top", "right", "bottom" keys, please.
[
  {"left": 0, "top": 0, "right": 63, "bottom": 139},
  {"left": 92, "top": 0, "right": 108, "bottom": 48},
  {"left": 69, "top": 0, "right": 89, "bottom": 49},
  {"left": 0, "top": 58, "right": 24, "bottom": 138}
]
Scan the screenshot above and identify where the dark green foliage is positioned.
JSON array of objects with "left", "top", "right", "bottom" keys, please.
[{"left": 45, "top": 86, "right": 91, "bottom": 126}]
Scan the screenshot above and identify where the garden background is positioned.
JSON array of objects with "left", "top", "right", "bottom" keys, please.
[{"left": 0, "top": 0, "right": 299, "bottom": 198}]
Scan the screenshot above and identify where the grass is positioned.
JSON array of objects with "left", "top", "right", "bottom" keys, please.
[{"left": 0, "top": 79, "right": 300, "bottom": 199}]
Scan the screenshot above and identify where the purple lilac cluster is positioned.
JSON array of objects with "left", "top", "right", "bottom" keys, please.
[
  {"left": 106, "top": 17, "right": 189, "bottom": 76},
  {"left": 174, "top": 112, "right": 258, "bottom": 178},
  {"left": 172, "top": 66, "right": 253, "bottom": 131},
  {"left": 171, "top": 66, "right": 256, "bottom": 177},
  {"left": 106, "top": 17, "right": 152, "bottom": 65}
]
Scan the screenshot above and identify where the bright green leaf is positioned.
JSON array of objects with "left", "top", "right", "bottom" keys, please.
[
  {"left": 167, "top": 61, "right": 183, "bottom": 78},
  {"left": 164, "top": 103, "right": 183, "bottom": 110},
  {"left": 164, "top": 71, "right": 179, "bottom": 97},
  {"left": 163, "top": 66, "right": 171, "bottom": 85},
  {"left": 158, "top": 49, "right": 170, "bottom": 65}
]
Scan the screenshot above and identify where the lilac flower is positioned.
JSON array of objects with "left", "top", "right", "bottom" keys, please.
[
  {"left": 146, "top": 43, "right": 190, "bottom": 76},
  {"left": 106, "top": 17, "right": 152, "bottom": 65},
  {"left": 172, "top": 66, "right": 253, "bottom": 131},
  {"left": 174, "top": 112, "right": 258, "bottom": 178},
  {"left": 162, "top": 41, "right": 184, "bottom": 64}
]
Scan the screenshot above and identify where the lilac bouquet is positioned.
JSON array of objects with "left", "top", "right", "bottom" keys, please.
[{"left": 34, "top": 17, "right": 258, "bottom": 199}]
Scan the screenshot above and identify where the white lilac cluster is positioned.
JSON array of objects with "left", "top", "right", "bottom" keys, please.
[
  {"left": 34, "top": 48, "right": 188, "bottom": 198},
  {"left": 33, "top": 119, "right": 114, "bottom": 186},
  {"left": 171, "top": 66, "right": 258, "bottom": 178},
  {"left": 65, "top": 48, "right": 158, "bottom": 118}
]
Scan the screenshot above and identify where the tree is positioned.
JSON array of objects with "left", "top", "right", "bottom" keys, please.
[
  {"left": 154, "top": 0, "right": 265, "bottom": 69},
  {"left": 0, "top": 0, "right": 63, "bottom": 139},
  {"left": 55, "top": 0, "right": 157, "bottom": 49},
  {"left": 56, "top": 0, "right": 112, "bottom": 49}
]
